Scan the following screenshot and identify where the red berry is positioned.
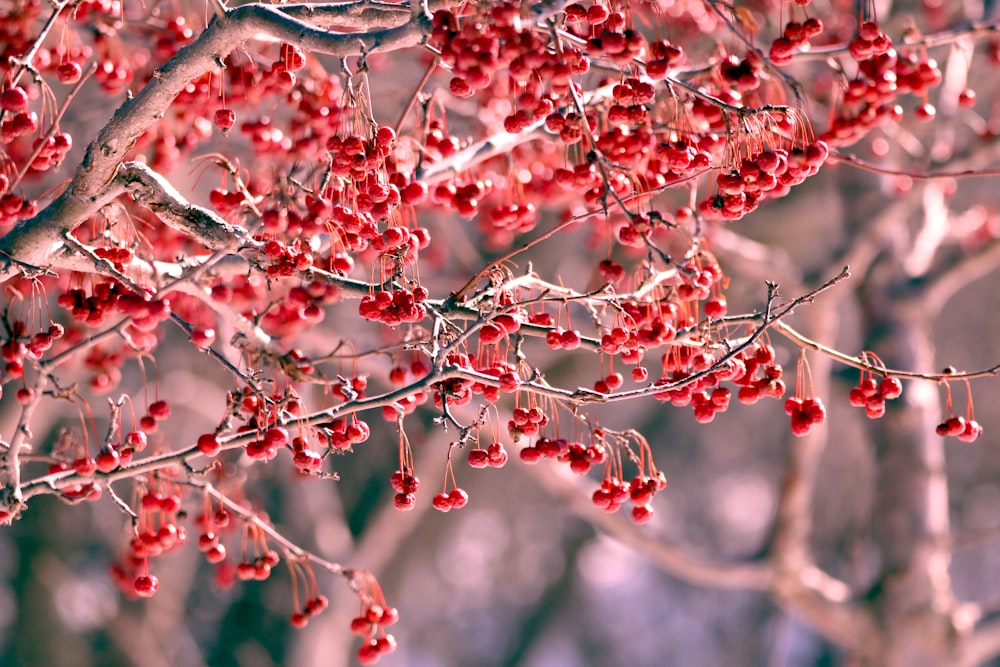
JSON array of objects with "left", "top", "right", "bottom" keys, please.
[
  {"left": 191, "top": 328, "right": 216, "bottom": 348},
  {"left": 704, "top": 297, "right": 727, "bottom": 318},
  {"left": 214, "top": 108, "right": 236, "bottom": 130},
  {"left": 148, "top": 400, "right": 171, "bottom": 419},
  {"left": 432, "top": 492, "right": 452, "bottom": 512},
  {"left": 358, "top": 641, "right": 381, "bottom": 665},
  {"left": 447, "top": 487, "right": 469, "bottom": 509},
  {"left": 848, "top": 387, "right": 867, "bottom": 407},
  {"left": 958, "top": 420, "right": 983, "bottom": 443},
  {"left": 72, "top": 456, "right": 98, "bottom": 476},
  {"left": 197, "top": 532, "right": 218, "bottom": 551},
  {"left": 375, "top": 635, "right": 397, "bottom": 654},
  {"left": 205, "top": 544, "right": 227, "bottom": 564},
  {"left": 127, "top": 430, "right": 148, "bottom": 451},
  {"left": 945, "top": 416, "right": 966, "bottom": 436},
  {"left": 631, "top": 505, "right": 654, "bottom": 524},
  {"left": 467, "top": 448, "right": 489, "bottom": 468},
  {"left": 915, "top": 103, "right": 936, "bottom": 121},
  {"left": 394, "top": 492, "right": 416, "bottom": 511},
  {"left": 57, "top": 61, "right": 83, "bottom": 84},
  {"left": 1, "top": 86, "right": 29, "bottom": 111},
  {"left": 519, "top": 447, "right": 542, "bottom": 463},
  {"left": 95, "top": 449, "right": 120, "bottom": 473},
  {"left": 197, "top": 433, "right": 222, "bottom": 456},
  {"left": 879, "top": 377, "right": 902, "bottom": 400},
  {"left": 133, "top": 574, "right": 159, "bottom": 597}
]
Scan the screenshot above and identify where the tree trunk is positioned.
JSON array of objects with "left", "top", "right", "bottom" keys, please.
[{"left": 858, "top": 266, "right": 968, "bottom": 667}]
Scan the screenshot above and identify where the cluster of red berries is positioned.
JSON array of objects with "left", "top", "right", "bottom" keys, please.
[
  {"left": 93, "top": 430, "right": 147, "bottom": 472},
  {"left": 716, "top": 51, "right": 767, "bottom": 91},
  {"left": 261, "top": 237, "right": 314, "bottom": 277},
  {"left": 483, "top": 202, "right": 538, "bottom": 236},
  {"left": 769, "top": 17, "right": 825, "bottom": 65},
  {"left": 322, "top": 416, "right": 372, "bottom": 451},
  {"left": 653, "top": 342, "right": 785, "bottom": 417},
  {"left": 245, "top": 425, "right": 289, "bottom": 461},
  {"left": 545, "top": 327, "right": 583, "bottom": 350},
  {"left": 433, "top": 12, "right": 501, "bottom": 98},
  {"left": 1, "top": 320, "right": 63, "bottom": 379},
  {"left": 506, "top": 405, "right": 550, "bottom": 441},
  {"left": 45, "top": 428, "right": 144, "bottom": 480},
  {"left": 432, "top": 177, "right": 496, "bottom": 218},
  {"left": 358, "top": 287, "right": 429, "bottom": 326},
  {"left": 688, "top": 387, "right": 733, "bottom": 424},
  {"left": 848, "top": 20, "right": 893, "bottom": 62},
  {"left": 596, "top": 124, "right": 655, "bottom": 173},
  {"left": 467, "top": 441, "right": 508, "bottom": 468},
  {"left": 93, "top": 54, "right": 134, "bottom": 94},
  {"left": 592, "top": 371, "right": 624, "bottom": 394},
  {"left": 82, "top": 344, "right": 125, "bottom": 393},
  {"left": 207, "top": 186, "right": 247, "bottom": 214},
  {"left": 698, "top": 141, "right": 830, "bottom": 221},
  {"left": 235, "top": 550, "right": 281, "bottom": 582},
  {"left": 1, "top": 85, "right": 38, "bottom": 145},
  {"left": 477, "top": 314, "right": 523, "bottom": 349},
  {"left": 326, "top": 128, "right": 396, "bottom": 181},
  {"left": 848, "top": 375, "right": 902, "bottom": 419},
  {"left": 431, "top": 487, "right": 469, "bottom": 512},
  {"left": 0, "top": 188, "right": 38, "bottom": 228},
  {"left": 138, "top": 399, "right": 172, "bottom": 433},
  {"left": 118, "top": 290, "right": 173, "bottom": 333},
  {"left": 784, "top": 396, "right": 827, "bottom": 436},
  {"left": 936, "top": 415, "right": 983, "bottom": 443},
  {"left": 599, "top": 326, "right": 634, "bottom": 355},
  {"left": 580, "top": 9, "right": 648, "bottom": 65},
  {"left": 616, "top": 210, "right": 660, "bottom": 247},
  {"left": 822, "top": 32, "right": 943, "bottom": 143},
  {"left": 192, "top": 504, "right": 231, "bottom": 567},
  {"left": 517, "top": 435, "right": 571, "bottom": 463},
  {"left": 259, "top": 280, "right": 339, "bottom": 338},
  {"left": 732, "top": 344, "right": 786, "bottom": 404},
  {"left": 390, "top": 468, "right": 421, "bottom": 511},
  {"left": 592, "top": 472, "right": 667, "bottom": 523},
  {"left": 290, "top": 594, "right": 329, "bottom": 628},
  {"left": 544, "top": 110, "right": 599, "bottom": 146},
  {"left": 93, "top": 244, "right": 134, "bottom": 271},
  {"left": 561, "top": 440, "right": 608, "bottom": 475},
  {"left": 351, "top": 602, "right": 399, "bottom": 665},
  {"left": 109, "top": 483, "right": 186, "bottom": 599},
  {"left": 29, "top": 131, "right": 72, "bottom": 172},
  {"left": 645, "top": 38, "right": 686, "bottom": 79},
  {"left": 57, "top": 282, "right": 125, "bottom": 326},
  {"left": 196, "top": 527, "right": 230, "bottom": 565}
]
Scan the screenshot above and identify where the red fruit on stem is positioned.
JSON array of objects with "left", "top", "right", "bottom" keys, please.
[{"left": 133, "top": 574, "right": 159, "bottom": 597}]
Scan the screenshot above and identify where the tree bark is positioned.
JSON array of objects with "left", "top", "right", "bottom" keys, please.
[{"left": 858, "top": 263, "right": 968, "bottom": 667}]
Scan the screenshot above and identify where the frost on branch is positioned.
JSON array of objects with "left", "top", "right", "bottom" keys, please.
[{"left": 1, "top": 0, "right": 1000, "bottom": 665}]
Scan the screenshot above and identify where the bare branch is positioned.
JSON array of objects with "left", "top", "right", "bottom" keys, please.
[
  {"left": 527, "top": 462, "right": 772, "bottom": 590},
  {"left": 118, "top": 163, "right": 254, "bottom": 250},
  {"left": 921, "top": 239, "right": 1000, "bottom": 315}
]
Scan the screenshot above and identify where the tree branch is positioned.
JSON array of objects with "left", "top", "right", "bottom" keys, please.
[
  {"left": 118, "top": 162, "right": 254, "bottom": 250},
  {"left": 527, "top": 462, "right": 772, "bottom": 589},
  {"left": 921, "top": 238, "right": 1000, "bottom": 315}
]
